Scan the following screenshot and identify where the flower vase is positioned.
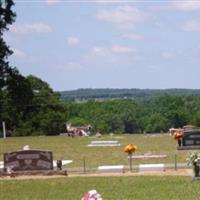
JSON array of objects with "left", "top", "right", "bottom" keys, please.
[
  {"left": 178, "top": 139, "right": 181, "bottom": 147},
  {"left": 193, "top": 162, "right": 200, "bottom": 177},
  {"left": 129, "top": 153, "right": 133, "bottom": 172}
]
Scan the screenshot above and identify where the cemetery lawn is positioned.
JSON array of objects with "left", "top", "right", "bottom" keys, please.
[
  {"left": 1, "top": 176, "right": 200, "bottom": 200},
  {"left": 0, "top": 134, "right": 189, "bottom": 169}
]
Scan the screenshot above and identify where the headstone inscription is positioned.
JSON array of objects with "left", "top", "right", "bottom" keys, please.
[
  {"left": 178, "top": 130, "right": 200, "bottom": 150},
  {"left": 4, "top": 150, "right": 53, "bottom": 171}
]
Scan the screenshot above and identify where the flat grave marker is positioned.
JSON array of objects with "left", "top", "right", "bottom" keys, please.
[
  {"left": 88, "top": 140, "right": 121, "bottom": 147},
  {"left": 130, "top": 154, "right": 167, "bottom": 160},
  {"left": 97, "top": 165, "right": 124, "bottom": 173},
  {"left": 139, "top": 164, "right": 165, "bottom": 172}
]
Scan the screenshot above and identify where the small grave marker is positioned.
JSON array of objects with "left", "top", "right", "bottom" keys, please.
[
  {"left": 139, "top": 164, "right": 165, "bottom": 172},
  {"left": 88, "top": 140, "right": 120, "bottom": 147},
  {"left": 130, "top": 155, "right": 167, "bottom": 159},
  {"left": 98, "top": 165, "right": 124, "bottom": 173}
]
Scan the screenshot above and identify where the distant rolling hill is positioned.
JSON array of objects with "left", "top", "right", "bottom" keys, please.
[{"left": 59, "top": 88, "right": 200, "bottom": 101}]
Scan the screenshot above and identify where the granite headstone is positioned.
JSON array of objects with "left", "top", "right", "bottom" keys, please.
[{"left": 4, "top": 150, "right": 53, "bottom": 171}]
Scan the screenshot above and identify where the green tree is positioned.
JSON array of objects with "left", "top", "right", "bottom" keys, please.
[
  {"left": 0, "top": 0, "right": 17, "bottom": 131},
  {"left": 13, "top": 75, "right": 66, "bottom": 136},
  {"left": 0, "top": 0, "right": 16, "bottom": 94},
  {"left": 144, "top": 113, "right": 169, "bottom": 133},
  {"left": 0, "top": 1, "right": 35, "bottom": 133}
]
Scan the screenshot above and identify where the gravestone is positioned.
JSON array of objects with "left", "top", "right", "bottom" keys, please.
[
  {"left": 4, "top": 150, "right": 53, "bottom": 171},
  {"left": 178, "top": 129, "right": 200, "bottom": 150},
  {"left": 139, "top": 164, "right": 165, "bottom": 172},
  {"left": 88, "top": 140, "right": 120, "bottom": 147},
  {"left": 97, "top": 165, "right": 124, "bottom": 173}
]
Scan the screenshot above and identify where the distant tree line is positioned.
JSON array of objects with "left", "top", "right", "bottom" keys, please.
[
  {"left": 2, "top": 87, "right": 200, "bottom": 136},
  {"left": 60, "top": 88, "right": 200, "bottom": 101},
  {"left": 63, "top": 96, "right": 200, "bottom": 134}
]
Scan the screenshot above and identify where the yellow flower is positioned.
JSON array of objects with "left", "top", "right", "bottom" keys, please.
[
  {"left": 174, "top": 131, "right": 183, "bottom": 140},
  {"left": 124, "top": 144, "right": 137, "bottom": 154}
]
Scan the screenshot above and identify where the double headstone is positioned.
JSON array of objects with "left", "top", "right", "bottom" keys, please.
[{"left": 4, "top": 150, "right": 53, "bottom": 171}]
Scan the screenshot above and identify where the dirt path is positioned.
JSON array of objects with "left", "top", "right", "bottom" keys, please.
[{"left": 0, "top": 169, "right": 193, "bottom": 180}]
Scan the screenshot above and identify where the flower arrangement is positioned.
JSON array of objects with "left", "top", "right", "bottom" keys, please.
[
  {"left": 186, "top": 151, "right": 200, "bottom": 178},
  {"left": 124, "top": 144, "right": 137, "bottom": 155},
  {"left": 81, "top": 190, "right": 102, "bottom": 200},
  {"left": 174, "top": 131, "right": 183, "bottom": 140},
  {"left": 186, "top": 151, "right": 200, "bottom": 165},
  {"left": 124, "top": 144, "right": 137, "bottom": 172}
]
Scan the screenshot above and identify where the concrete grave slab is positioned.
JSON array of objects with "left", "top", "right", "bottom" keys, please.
[
  {"left": 98, "top": 165, "right": 124, "bottom": 173},
  {"left": 88, "top": 140, "right": 121, "bottom": 147},
  {"left": 130, "top": 155, "right": 167, "bottom": 159},
  {"left": 139, "top": 164, "right": 165, "bottom": 172}
]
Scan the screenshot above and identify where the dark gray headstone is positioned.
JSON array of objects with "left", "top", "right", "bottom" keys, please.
[
  {"left": 4, "top": 150, "right": 53, "bottom": 171},
  {"left": 178, "top": 130, "right": 200, "bottom": 150}
]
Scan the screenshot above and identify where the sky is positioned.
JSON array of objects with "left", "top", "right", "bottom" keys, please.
[{"left": 4, "top": 0, "right": 200, "bottom": 91}]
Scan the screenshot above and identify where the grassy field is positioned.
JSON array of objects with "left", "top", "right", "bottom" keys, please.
[
  {"left": 0, "top": 134, "right": 199, "bottom": 200},
  {"left": 0, "top": 134, "right": 190, "bottom": 169},
  {"left": 1, "top": 176, "right": 199, "bottom": 200}
]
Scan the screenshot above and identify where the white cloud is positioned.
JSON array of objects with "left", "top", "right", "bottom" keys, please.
[
  {"left": 111, "top": 45, "right": 135, "bottom": 53},
  {"left": 67, "top": 36, "right": 80, "bottom": 46},
  {"left": 11, "top": 23, "right": 52, "bottom": 33},
  {"left": 11, "top": 48, "right": 26, "bottom": 58},
  {"left": 93, "top": 47, "right": 109, "bottom": 57},
  {"left": 83, "top": 45, "right": 136, "bottom": 65},
  {"left": 46, "top": 0, "right": 62, "bottom": 6},
  {"left": 96, "top": 5, "right": 145, "bottom": 27},
  {"left": 84, "top": 47, "right": 115, "bottom": 66},
  {"left": 171, "top": 1, "right": 200, "bottom": 11},
  {"left": 92, "top": 45, "right": 135, "bottom": 55},
  {"left": 122, "top": 33, "right": 144, "bottom": 41},
  {"left": 182, "top": 20, "right": 200, "bottom": 32}
]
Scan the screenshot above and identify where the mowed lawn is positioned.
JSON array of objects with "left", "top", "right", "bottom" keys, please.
[
  {"left": 1, "top": 176, "right": 199, "bottom": 200},
  {"left": 0, "top": 134, "right": 190, "bottom": 169},
  {"left": 0, "top": 135, "right": 199, "bottom": 200}
]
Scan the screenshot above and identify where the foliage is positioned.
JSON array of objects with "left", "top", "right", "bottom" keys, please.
[
  {"left": 60, "top": 88, "right": 200, "bottom": 101},
  {"left": 0, "top": 0, "right": 17, "bottom": 130},
  {"left": 13, "top": 75, "right": 66, "bottom": 136},
  {"left": 62, "top": 96, "right": 200, "bottom": 134},
  {"left": 0, "top": 0, "right": 16, "bottom": 89},
  {"left": 5, "top": 93, "right": 200, "bottom": 136}
]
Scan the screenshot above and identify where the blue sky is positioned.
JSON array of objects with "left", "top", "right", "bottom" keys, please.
[{"left": 4, "top": 0, "right": 200, "bottom": 91}]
